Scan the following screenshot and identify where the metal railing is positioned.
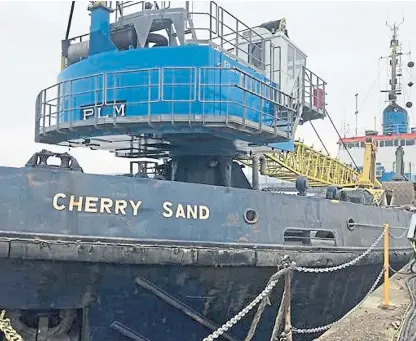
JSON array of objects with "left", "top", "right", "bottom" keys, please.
[
  {"left": 288, "top": 66, "right": 327, "bottom": 124},
  {"left": 61, "top": 1, "right": 327, "bottom": 124},
  {"left": 302, "top": 68, "right": 326, "bottom": 114},
  {"left": 189, "top": 2, "right": 269, "bottom": 72},
  {"left": 383, "top": 123, "right": 410, "bottom": 135},
  {"left": 340, "top": 124, "right": 412, "bottom": 140},
  {"left": 36, "top": 66, "right": 297, "bottom": 141},
  {"left": 65, "top": 1, "right": 273, "bottom": 79}
]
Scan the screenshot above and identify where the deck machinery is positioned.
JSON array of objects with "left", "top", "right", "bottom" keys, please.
[
  {"left": 37, "top": 1, "right": 326, "bottom": 185},
  {"left": 0, "top": 2, "right": 413, "bottom": 341}
]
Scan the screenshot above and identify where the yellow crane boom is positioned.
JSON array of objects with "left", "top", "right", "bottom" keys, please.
[
  {"left": 240, "top": 141, "right": 360, "bottom": 187},
  {"left": 240, "top": 137, "right": 399, "bottom": 206},
  {"left": 356, "top": 137, "right": 382, "bottom": 189}
]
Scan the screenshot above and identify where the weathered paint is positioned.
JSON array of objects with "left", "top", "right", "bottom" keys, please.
[
  {"left": 0, "top": 256, "right": 408, "bottom": 341},
  {"left": 0, "top": 165, "right": 412, "bottom": 341},
  {"left": 0, "top": 166, "right": 412, "bottom": 248}
]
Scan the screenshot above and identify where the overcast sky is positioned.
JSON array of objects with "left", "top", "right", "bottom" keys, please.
[{"left": 0, "top": 1, "right": 415, "bottom": 175}]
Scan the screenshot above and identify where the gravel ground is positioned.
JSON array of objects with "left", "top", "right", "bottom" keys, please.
[{"left": 314, "top": 273, "right": 411, "bottom": 341}]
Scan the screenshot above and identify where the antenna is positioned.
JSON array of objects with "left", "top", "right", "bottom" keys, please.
[
  {"left": 355, "top": 93, "right": 358, "bottom": 136},
  {"left": 380, "top": 17, "right": 414, "bottom": 135},
  {"left": 385, "top": 16, "right": 404, "bottom": 30},
  {"left": 381, "top": 17, "right": 408, "bottom": 104}
]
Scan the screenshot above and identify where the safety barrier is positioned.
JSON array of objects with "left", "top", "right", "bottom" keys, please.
[
  {"left": 35, "top": 65, "right": 297, "bottom": 147},
  {"left": 202, "top": 222, "right": 411, "bottom": 341}
]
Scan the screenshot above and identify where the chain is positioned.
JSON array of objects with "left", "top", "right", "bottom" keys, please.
[
  {"left": 351, "top": 222, "right": 384, "bottom": 228},
  {"left": 202, "top": 278, "right": 279, "bottom": 341},
  {"left": 352, "top": 222, "right": 408, "bottom": 231},
  {"left": 295, "top": 230, "right": 384, "bottom": 273},
  {"left": 368, "top": 266, "right": 385, "bottom": 293},
  {"left": 292, "top": 266, "right": 384, "bottom": 334},
  {"left": 0, "top": 311, "right": 23, "bottom": 341},
  {"left": 389, "top": 230, "right": 408, "bottom": 240},
  {"left": 201, "top": 263, "right": 292, "bottom": 341},
  {"left": 203, "top": 226, "right": 391, "bottom": 338}
]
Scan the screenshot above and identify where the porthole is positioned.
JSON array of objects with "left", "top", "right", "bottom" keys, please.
[
  {"left": 244, "top": 209, "right": 259, "bottom": 224},
  {"left": 347, "top": 218, "right": 355, "bottom": 230}
]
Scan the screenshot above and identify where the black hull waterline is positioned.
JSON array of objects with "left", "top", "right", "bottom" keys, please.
[{"left": 0, "top": 237, "right": 411, "bottom": 341}]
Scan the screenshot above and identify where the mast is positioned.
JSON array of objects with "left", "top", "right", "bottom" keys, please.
[
  {"left": 354, "top": 93, "right": 358, "bottom": 136},
  {"left": 380, "top": 19, "right": 414, "bottom": 135},
  {"left": 390, "top": 24, "right": 398, "bottom": 100},
  {"left": 383, "top": 20, "right": 404, "bottom": 103}
]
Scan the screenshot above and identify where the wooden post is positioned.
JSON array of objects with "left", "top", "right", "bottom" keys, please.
[
  {"left": 283, "top": 268, "right": 293, "bottom": 341},
  {"left": 383, "top": 223, "right": 390, "bottom": 307}
]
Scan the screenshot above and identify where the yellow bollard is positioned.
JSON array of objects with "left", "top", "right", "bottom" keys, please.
[{"left": 383, "top": 223, "right": 389, "bottom": 307}]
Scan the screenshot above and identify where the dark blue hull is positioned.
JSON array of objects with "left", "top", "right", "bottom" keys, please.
[
  {"left": 0, "top": 240, "right": 410, "bottom": 341},
  {"left": 13, "top": 0, "right": 414, "bottom": 339},
  {"left": 0, "top": 166, "right": 412, "bottom": 340}
]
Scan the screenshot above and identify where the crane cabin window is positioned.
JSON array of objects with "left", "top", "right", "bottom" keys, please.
[
  {"left": 288, "top": 45, "right": 295, "bottom": 78},
  {"left": 273, "top": 46, "right": 281, "bottom": 74},
  {"left": 248, "top": 41, "right": 264, "bottom": 69},
  {"left": 295, "top": 51, "right": 306, "bottom": 78}
]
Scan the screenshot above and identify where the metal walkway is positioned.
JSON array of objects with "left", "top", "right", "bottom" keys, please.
[{"left": 241, "top": 141, "right": 360, "bottom": 187}]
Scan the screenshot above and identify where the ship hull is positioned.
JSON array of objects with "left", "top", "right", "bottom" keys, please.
[
  {"left": 0, "top": 167, "right": 413, "bottom": 340},
  {"left": 0, "top": 239, "right": 411, "bottom": 341}
]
